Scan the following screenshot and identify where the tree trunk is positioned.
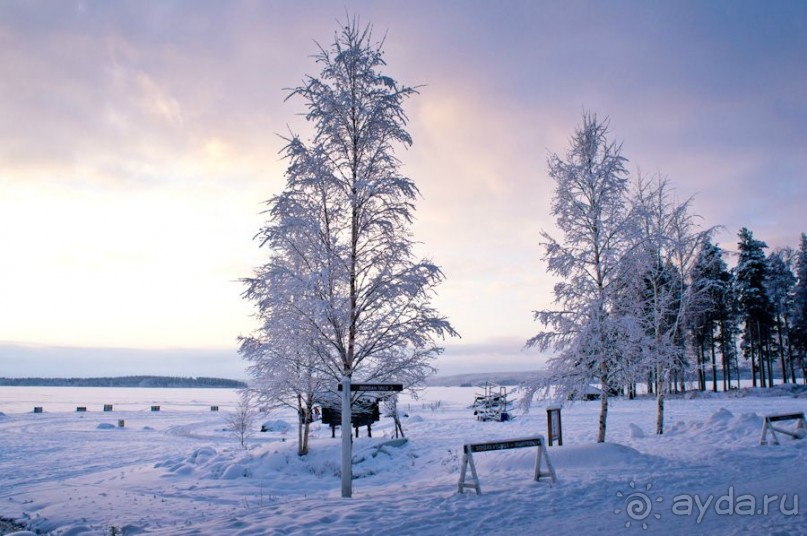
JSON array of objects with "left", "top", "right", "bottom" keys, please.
[
  {"left": 776, "top": 315, "right": 788, "bottom": 384},
  {"left": 297, "top": 394, "right": 305, "bottom": 456},
  {"left": 749, "top": 320, "right": 758, "bottom": 387},
  {"left": 697, "top": 340, "right": 706, "bottom": 391},
  {"left": 597, "top": 367, "right": 608, "bottom": 443},
  {"left": 768, "top": 339, "right": 775, "bottom": 387},
  {"left": 656, "top": 388, "right": 665, "bottom": 435},
  {"left": 709, "top": 327, "right": 718, "bottom": 392}
]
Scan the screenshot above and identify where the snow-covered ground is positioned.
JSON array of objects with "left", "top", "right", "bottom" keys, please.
[{"left": 1, "top": 385, "right": 806, "bottom": 535}]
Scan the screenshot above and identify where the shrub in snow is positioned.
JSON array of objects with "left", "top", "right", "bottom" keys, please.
[{"left": 260, "top": 420, "right": 290, "bottom": 433}]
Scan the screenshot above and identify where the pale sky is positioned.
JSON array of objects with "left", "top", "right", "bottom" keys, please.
[{"left": 1, "top": 1, "right": 805, "bottom": 378}]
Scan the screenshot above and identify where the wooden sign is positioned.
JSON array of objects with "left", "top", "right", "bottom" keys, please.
[
  {"left": 469, "top": 438, "right": 543, "bottom": 452},
  {"left": 337, "top": 383, "right": 403, "bottom": 392}
]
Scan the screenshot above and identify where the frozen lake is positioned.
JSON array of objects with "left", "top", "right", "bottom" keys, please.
[
  {"left": 0, "top": 386, "right": 243, "bottom": 414},
  {"left": 1, "top": 385, "right": 806, "bottom": 535}
]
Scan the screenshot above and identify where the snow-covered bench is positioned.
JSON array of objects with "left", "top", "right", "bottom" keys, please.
[
  {"left": 457, "top": 435, "right": 557, "bottom": 495},
  {"left": 759, "top": 412, "right": 806, "bottom": 445}
]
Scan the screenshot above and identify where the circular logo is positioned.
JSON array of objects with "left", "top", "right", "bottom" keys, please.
[{"left": 614, "top": 481, "right": 663, "bottom": 529}]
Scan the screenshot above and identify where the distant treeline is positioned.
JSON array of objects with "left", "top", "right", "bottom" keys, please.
[{"left": 0, "top": 376, "right": 247, "bottom": 388}]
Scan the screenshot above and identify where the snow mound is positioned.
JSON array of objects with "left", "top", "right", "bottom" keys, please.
[
  {"left": 709, "top": 407, "right": 734, "bottom": 423},
  {"left": 0, "top": 412, "right": 7, "bottom": 419},
  {"left": 189, "top": 446, "right": 217, "bottom": 462},
  {"left": 96, "top": 423, "right": 117, "bottom": 430},
  {"left": 549, "top": 442, "right": 653, "bottom": 469},
  {"left": 629, "top": 423, "right": 645, "bottom": 439},
  {"left": 261, "top": 420, "right": 290, "bottom": 433},
  {"left": 220, "top": 463, "right": 252, "bottom": 479}
]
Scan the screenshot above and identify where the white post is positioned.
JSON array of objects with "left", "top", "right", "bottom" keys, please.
[{"left": 341, "top": 374, "right": 352, "bottom": 498}]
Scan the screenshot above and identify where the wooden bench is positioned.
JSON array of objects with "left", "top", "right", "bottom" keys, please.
[
  {"left": 759, "top": 412, "right": 806, "bottom": 445},
  {"left": 458, "top": 435, "right": 557, "bottom": 495}
]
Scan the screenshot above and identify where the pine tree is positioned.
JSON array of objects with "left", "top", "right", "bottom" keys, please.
[
  {"left": 765, "top": 249, "right": 796, "bottom": 384},
  {"left": 735, "top": 228, "right": 773, "bottom": 387},
  {"left": 791, "top": 233, "right": 807, "bottom": 383},
  {"left": 689, "top": 240, "right": 734, "bottom": 391}
]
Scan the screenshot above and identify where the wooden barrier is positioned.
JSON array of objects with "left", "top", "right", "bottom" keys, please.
[
  {"left": 760, "top": 412, "right": 806, "bottom": 445},
  {"left": 103, "top": 404, "right": 113, "bottom": 412},
  {"left": 76, "top": 406, "right": 87, "bottom": 412},
  {"left": 33, "top": 406, "right": 43, "bottom": 413},
  {"left": 458, "top": 435, "right": 557, "bottom": 494},
  {"left": 150, "top": 405, "right": 160, "bottom": 412},
  {"left": 210, "top": 406, "right": 219, "bottom": 412}
]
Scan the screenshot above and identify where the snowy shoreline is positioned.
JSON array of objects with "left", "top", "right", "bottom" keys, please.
[{"left": 1, "top": 385, "right": 806, "bottom": 535}]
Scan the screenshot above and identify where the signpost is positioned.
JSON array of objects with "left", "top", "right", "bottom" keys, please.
[
  {"left": 339, "top": 381, "right": 404, "bottom": 498},
  {"left": 338, "top": 383, "right": 403, "bottom": 392}
]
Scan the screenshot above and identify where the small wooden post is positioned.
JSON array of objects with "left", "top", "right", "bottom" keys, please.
[
  {"left": 547, "top": 406, "right": 563, "bottom": 446},
  {"left": 118, "top": 419, "right": 125, "bottom": 428}
]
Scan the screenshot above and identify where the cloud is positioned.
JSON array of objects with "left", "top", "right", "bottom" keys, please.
[{"left": 0, "top": 1, "right": 804, "bottom": 377}]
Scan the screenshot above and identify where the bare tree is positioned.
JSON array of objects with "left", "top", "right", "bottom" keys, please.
[{"left": 226, "top": 389, "right": 258, "bottom": 450}]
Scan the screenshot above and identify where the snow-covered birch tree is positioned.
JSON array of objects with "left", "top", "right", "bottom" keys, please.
[
  {"left": 240, "top": 19, "right": 457, "bottom": 462},
  {"left": 526, "top": 113, "right": 633, "bottom": 443},
  {"left": 629, "top": 175, "right": 711, "bottom": 434}
]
